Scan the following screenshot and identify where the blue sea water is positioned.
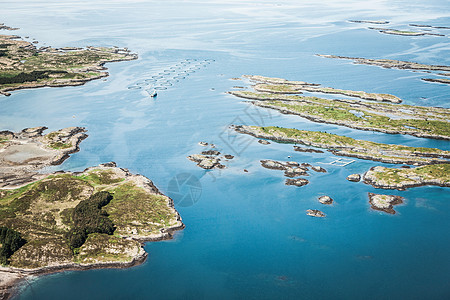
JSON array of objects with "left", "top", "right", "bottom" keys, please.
[{"left": 1, "top": 0, "right": 450, "bottom": 299}]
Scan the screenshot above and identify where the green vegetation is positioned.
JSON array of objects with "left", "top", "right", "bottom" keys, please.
[
  {"left": 106, "top": 183, "right": 174, "bottom": 236},
  {"left": 68, "top": 191, "right": 114, "bottom": 249},
  {"left": 0, "top": 227, "right": 26, "bottom": 265},
  {"left": 79, "top": 169, "right": 124, "bottom": 185},
  {"left": 49, "top": 142, "right": 72, "bottom": 149},
  {"left": 365, "top": 164, "right": 450, "bottom": 189},
  {"left": 237, "top": 125, "right": 450, "bottom": 164},
  {"left": 0, "top": 168, "right": 179, "bottom": 269},
  {"left": 0, "top": 34, "right": 135, "bottom": 94},
  {"left": 254, "top": 82, "right": 401, "bottom": 103},
  {"left": 0, "top": 70, "right": 67, "bottom": 85},
  {"left": 230, "top": 89, "right": 450, "bottom": 139}
]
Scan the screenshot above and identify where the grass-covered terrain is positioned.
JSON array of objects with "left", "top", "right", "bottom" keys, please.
[
  {"left": 316, "top": 54, "right": 450, "bottom": 72},
  {"left": 234, "top": 125, "right": 450, "bottom": 165},
  {"left": 0, "top": 167, "right": 181, "bottom": 269},
  {"left": 229, "top": 89, "right": 450, "bottom": 139},
  {"left": 0, "top": 34, "right": 136, "bottom": 95},
  {"left": 252, "top": 80, "right": 401, "bottom": 103},
  {"left": 364, "top": 164, "right": 450, "bottom": 189}
]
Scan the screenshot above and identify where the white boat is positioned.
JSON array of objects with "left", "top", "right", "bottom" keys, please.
[{"left": 147, "top": 89, "right": 157, "bottom": 97}]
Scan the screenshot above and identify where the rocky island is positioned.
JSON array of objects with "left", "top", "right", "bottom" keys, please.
[
  {"left": 368, "top": 193, "right": 404, "bottom": 214},
  {"left": 363, "top": 163, "right": 450, "bottom": 190},
  {"left": 0, "top": 162, "right": 184, "bottom": 297},
  {"left": 233, "top": 125, "right": 450, "bottom": 165},
  {"left": 316, "top": 54, "right": 450, "bottom": 72},
  {"left": 229, "top": 77, "right": 450, "bottom": 140},
  {"left": 367, "top": 27, "right": 444, "bottom": 36},
  {"left": 0, "top": 33, "right": 137, "bottom": 96}
]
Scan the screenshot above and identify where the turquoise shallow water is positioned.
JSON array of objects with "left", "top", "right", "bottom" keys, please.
[{"left": 1, "top": 1, "right": 450, "bottom": 299}]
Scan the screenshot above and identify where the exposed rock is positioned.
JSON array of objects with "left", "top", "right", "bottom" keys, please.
[
  {"left": 318, "top": 195, "right": 333, "bottom": 205},
  {"left": 311, "top": 166, "right": 327, "bottom": 173},
  {"left": 368, "top": 193, "right": 404, "bottom": 214},
  {"left": 258, "top": 139, "right": 271, "bottom": 145},
  {"left": 347, "top": 174, "right": 361, "bottom": 182},
  {"left": 422, "top": 78, "right": 450, "bottom": 85},
  {"left": 224, "top": 154, "right": 234, "bottom": 159},
  {"left": 306, "top": 209, "right": 325, "bottom": 217},
  {"left": 260, "top": 159, "right": 286, "bottom": 170},
  {"left": 293, "top": 146, "right": 324, "bottom": 153},
  {"left": 363, "top": 164, "right": 450, "bottom": 190},
  {"left": 201, "top": 150, "right": 220, "bottom": 156},
  {"left": 285, "top": 178, "right": 309, "bottom": 187},
  {"left": 198, "top": 142, "right": 208, "bottom": 146},
  {"left": 0, "top": 126, "right": 87, "bottom": 188},
  {"left": 284, "top": 167, "right": 308, "bottom": 178}
]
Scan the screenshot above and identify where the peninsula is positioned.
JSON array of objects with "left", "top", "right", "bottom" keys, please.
[
  {"left": 0, "top": 33, "right": 137, "bottom": 96},
  {"left": 0, "top": 163, "right": 184, "bottom": 297}
]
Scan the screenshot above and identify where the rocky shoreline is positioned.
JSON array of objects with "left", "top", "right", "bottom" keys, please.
[
  {"left": 249, "top": 76, "right": 402, "bottom": 103},
  {"left": 363, "top": 164, "right": 450, "bottom": 190},
  {"left": 228, "top": 80, "right": 450, "bottom": 140},
  {"left": 316, "top": 54, "right": 450, "bottom": 72},
  {"left": 368, "top": 193, "right": 404, "bottom": 214},
  {"left": 0, "top": 126, "right": 88, "bottom": 188},
  {"left": 0, "top": 163, "right": 185, "bottom": 299},
  {"left": 0, "top": 34, "right": 137, "bottom": 96},
  {"left": 233, "top": 125, "right": 450, "bottom": 165}
]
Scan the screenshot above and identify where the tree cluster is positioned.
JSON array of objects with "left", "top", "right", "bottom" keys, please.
[
  {"left": 67, "top": 191, "right": 115, "bottom": 249},
  {"left": 0, "top": 227, "right": 26, "bottom": 265}
]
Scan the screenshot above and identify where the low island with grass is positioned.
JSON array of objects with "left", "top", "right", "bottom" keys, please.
[
  {"left": 363, "top": 163, "right": 450, "bottom": 190},
  {"left": 233, "top": 125, "right": 450, "bottom": 165},
  {"left": 0, "top": 33, "right": 137, "bottom": 96},
  {"left": 230, "top": 76, "right": 450, "bottom": 140},
  {"left": 0, "top": 163, "right": 184, "bottom": 297}
]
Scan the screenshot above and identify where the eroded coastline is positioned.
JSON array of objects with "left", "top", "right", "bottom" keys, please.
[{"left": 0, "top": 34, "right": 137, "bottom": 96}]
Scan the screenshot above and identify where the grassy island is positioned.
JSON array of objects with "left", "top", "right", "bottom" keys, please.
[
  {"left": 233, "top": 125, "right": 450, "bottom": 165},
  {"left": 0, "top": 164, "right": 183, "bottom": 269},
  {"left": 229, "top": 87, "right": 450, "bottom": 140},
  {"left": 316, "top": 54, "right": 450, "bottom": 72},
  {"left": 363, "top": 164, "right": 450, "bottom": 190},
  {"left": 0, "top": 34, "right": 137, "bottom": 96}
]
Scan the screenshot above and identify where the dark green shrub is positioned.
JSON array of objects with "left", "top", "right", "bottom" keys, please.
[{"left": 67, "top": 191, "right": 115, "bottom": 249}]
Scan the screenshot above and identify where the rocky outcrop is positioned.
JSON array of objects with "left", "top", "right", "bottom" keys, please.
[
  {"left": 285, "top": 178, "right": 309, "bottom": 187},
  {"left": 311, "top": 166, "right": 327, "bottom": 173},
  {"left": 258, "top": 139, "right": 271, "bottom": 145},
  {"left": 188, "top": 144, "right": 231, "bottom": 169},
  {"left": 306, "top": 209, "right": 325, "bottom": 217},
  {"left": 347, "top": 174, "right": 361, "bottom": 182},
  {"left": 368, "top": 193, "right": 404, "bottom": 214},
  {"left": 363, "top": 164, "right": 450, "bottom": 190},
  {"left": 318, "top": 196, "right": 333, "bottom": 205},
  {"left": 293, "top": 146, "right": 323, "bottom": 153},
  {"left": 422, "top": 78, "right": 450, "bottom": 85},
  {"left": 0, "top": 126, "right": 87, "bottom": 188}
]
